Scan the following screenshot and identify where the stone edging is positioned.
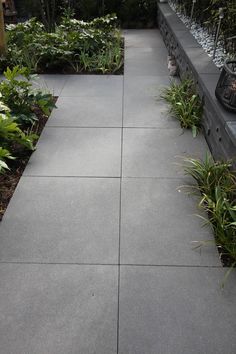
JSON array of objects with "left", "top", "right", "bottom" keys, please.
[{"left": 158, "top": 3, "right": 236, "bottom": 166}]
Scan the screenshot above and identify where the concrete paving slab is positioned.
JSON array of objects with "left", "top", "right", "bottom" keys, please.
[
  {"left": 33, "top": 75, "right": 69, "bottom": 96},
  {"left": 125, "top": 46, "right": 168, "bottom": 60},
  {"left": 124, "top": 75, "right": 176, "bottom": 97},
  {"left": 24, "top": 128, "right": 121, "bottom": 177},
  {"left": 0, "top": 264, "right": 118, "bottom": 354},
  {"left": 124, "top": 63, "right": 168, "bottom": 77},
  {"left": 120, "top": 178, "right": 219, "bottom": 266},
  {"left": 60, "top": 75, "right": 123, "bottom": 97},
  {"left": 47, "top": 96, "right": 122, "bottom": 127},
  {"left": 122, "top": 128, "right": 208, "bottom": 178},
  {"left": 0, "top": 178, "right": 120, "bottom": 263},
  {"left": 123, "top": 95, "right": 178, "bottom": 128},
  {"left": 119, "top": 266, "right": 236, "bottom": 354},
  {"left": 125, "top": 47, "right": 169, "bottom": 76},
  {"left": 124, "top": 29, "right": 166, "bottom": 48}
]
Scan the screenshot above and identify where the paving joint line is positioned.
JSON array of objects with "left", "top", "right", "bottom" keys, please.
[
  {"left": 22, "top": 175, "right": 121, "bottom": 179},
  {"left": 45, "top": 126, "right": 181, "bottom": 130},
  {"left": 0, "top": 261, "right": 223, "bottom": 268},
  {"left": 117, "top": 67, "right": 125, "bottom": 354}
]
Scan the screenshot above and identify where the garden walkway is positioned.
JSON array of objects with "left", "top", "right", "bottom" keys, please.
[{"left": 1, "top": 30, "right": 236, "bottom": 354}]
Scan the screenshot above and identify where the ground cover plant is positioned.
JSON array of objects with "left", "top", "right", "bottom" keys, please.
[
  {"left": 184, "top": 154, "right": 236, "bottom": 273},
  {"left": 161, "top": 78, "right": 203, "bottom": 137},
  {"left": 0, "top": 14, "right": 124, "bottom": 74},
  {"left": 0, "top": 66, "right": 56, "bottom": 220}
]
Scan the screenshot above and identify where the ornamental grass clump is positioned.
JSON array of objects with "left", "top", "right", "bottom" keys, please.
[
  {"left": 183, "top": 154, "right": 236, "bottom": 273},
  {"left": 162, "top": 78, "right": 203, "bottom": 137}
]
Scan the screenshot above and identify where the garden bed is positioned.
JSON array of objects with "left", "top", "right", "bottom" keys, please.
[{"left": 0, "top": 15, "right": 124, "bottom": 75}]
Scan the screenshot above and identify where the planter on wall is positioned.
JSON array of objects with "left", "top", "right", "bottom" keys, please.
[{"left": 157, "top": 3, "right": 236, "bottom": 166}]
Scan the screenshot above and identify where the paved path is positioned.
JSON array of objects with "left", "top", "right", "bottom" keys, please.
[{"left": 1, "top": 30, "right": 236, "bottom": 354}]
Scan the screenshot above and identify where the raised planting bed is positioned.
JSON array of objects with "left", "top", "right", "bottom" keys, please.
[
  {"left": 157, "top": 3, "right": 236, "bottom": 168},
  {"left": 0, "top": 15, "right": 124, "bottom": 75}
]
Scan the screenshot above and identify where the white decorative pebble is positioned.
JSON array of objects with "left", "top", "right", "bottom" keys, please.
[{"left": 169, "top": 1, "right": 233, "bottom": 68}]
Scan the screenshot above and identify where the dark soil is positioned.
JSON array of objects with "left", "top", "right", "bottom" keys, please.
[
  {"left": 0, "top": 98, "right": 57, "bottom": 222},
  {"left": 36, "top": 64, "right": 124, "bottom": 75},
  {"left": 217, "top": 245, "right": 235, "bottom": 268}
]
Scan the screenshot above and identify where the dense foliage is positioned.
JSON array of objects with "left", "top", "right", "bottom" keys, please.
[
  {"left": 15, "top": 0, "right": 157, "bottom": 28},
  {"left": 0, "top": 14, "right": 123, "bottom": 74},
  {"left": 170, "top": 0, "right": 236, "bottom": 55},
  {"left": 0, "top": 66, "right": 55, "bottom": 173}
]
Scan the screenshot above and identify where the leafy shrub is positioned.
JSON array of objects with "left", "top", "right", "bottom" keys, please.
[
  {"left": 0, "top": 148, "right": 15, "bottom": 174},
  {"left": 162, "top": 78, "right": 203, "bottom": 137},
  {"left": 0, "top": 109, "right": 37, "bottom": 151},
  {"left": 0, "top": 66, "right": 55, "bottom": 175},
  {"left": 0, "top": 66, "right": 56, "bottom": 124},
  {"left": 1, "top": 15, "right": 123, "bottom": 74}
]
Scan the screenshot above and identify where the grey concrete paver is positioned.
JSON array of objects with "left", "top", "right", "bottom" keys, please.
[
  {"left": 0, "top": 264, "right": 118, "bottom": 354},
  {"left": 124, "top": 29, "right": 166, "bottom": 48},
  {"left": 24, "top": 127, "right": 121, "bottom": 177},
  {"left": 47, "top": 96, "right": 122, "bottom": 127},
  {"left": 120, "top": 178, "right": 219, "bottom": 266},
  {"left": 0, "top": 178, "right": 120, "bottom": 263},
  {"left": 123, "top": 95, "right": 178, "bottom": 128},
  {"left": 122, "top": 128, "right": 208, "bottom": 178},
  {"left": 119, "top": 266, "right": 236, "bottom": 354},
  {"left": 60, "top": 75, "right": 123, "bottom": 97},
  {"left": 124, "top": 75, "right": 176, "bottom": 97},
  {"left": 125, "top": 47, "right": 169, "bottom": 76},
  {"left": 33, "top": 75, "right": 69, "bottom": 96}
]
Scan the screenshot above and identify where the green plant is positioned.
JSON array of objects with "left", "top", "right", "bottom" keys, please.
[
  {"left": 183, "top": 153, "right": 236, "bottom": 200},
  {"left": 184, "top": 154, "right": 236, "bottom": 283},
  {"left": 162, "top": 78, "right": 203, "bottom": 137},
  {"left": 0, "top": 66, "right": 55, "bottom": 124},
  {"left": 1, "top": 15, "right": 123, "bottom": 75},
  {"left": 0, "top": 147, "right": 15, "bottom": 174},
  {"left": 0, "top": 111, "right": 37, "bottom": 151},
  {"left": 0, "top": 66, "right": 36, "bottom": 124}
]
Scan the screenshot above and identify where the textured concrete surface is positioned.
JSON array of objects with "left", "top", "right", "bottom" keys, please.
[
  {"left": 47, "top": 96, "right": 123, "bottom": 127},
  {"left": 0, "top": 178, "right": 120, "bottom": 263},
  {"left": 119, "top": 266, "right": 236, "bottom": 354},
  {"left": 122, "top": 128, "right": 208, "bottom": 177},
  {"left": 0, "top": 30, "right": 235, "bottom": 354},
  {"left": 0, "top": 264, "right": 118, "bottom": 354},
  {"left": 24, "top": 127, "right": 121, "bottom": 177}
]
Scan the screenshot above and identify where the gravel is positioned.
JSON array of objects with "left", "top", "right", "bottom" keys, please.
[{"left": 169, "top": 1, "right": 232, "bottom": 68}]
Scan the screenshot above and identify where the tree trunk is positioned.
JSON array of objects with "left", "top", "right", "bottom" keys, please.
[
  {"left": 39, "top": 0, "right": 56, "bottom": 32},
  {"left": 0, "top": 1, "right": 6, "bottom": 55}
]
